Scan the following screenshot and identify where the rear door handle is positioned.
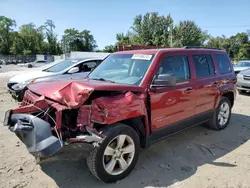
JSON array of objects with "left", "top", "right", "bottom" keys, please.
[{"left": 184, "top": 88, "right": 194, "bottom": 93}]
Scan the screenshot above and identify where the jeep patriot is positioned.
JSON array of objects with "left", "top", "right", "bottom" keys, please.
[{"left": 4, "top": 47, "right": 236, "bottom": 183}]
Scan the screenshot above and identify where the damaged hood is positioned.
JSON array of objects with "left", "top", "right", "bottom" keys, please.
[{"left": 27, "top": 79, "right": 144, "bottom": 108}]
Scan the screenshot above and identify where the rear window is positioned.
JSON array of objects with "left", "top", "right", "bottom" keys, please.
[{"left": 215, "top": 54, "right": 232, "bottom": 74}]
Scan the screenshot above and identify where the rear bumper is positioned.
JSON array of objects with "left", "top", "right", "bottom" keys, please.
[{"left": 4, "top": 111, "right": 63, "bottom": 158}]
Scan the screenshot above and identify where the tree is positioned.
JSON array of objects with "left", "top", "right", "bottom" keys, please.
[
  {"left": 205, "top": 32, "right": 250, "bottom": 58},
  {"left": 15, "top": 23, "right": 44, "bottom": 54},
  {"left": 0, "top": 16, "right": 16, "bottom": 54},
  {"left": 114, "top": 12, "right": 206, "bottom": 48},
  {"left": 43, "top": 20, "right": 58, "bottom": 54},
  {"left": 61, "top": 28, "right": 97, "bottom": 52},
  {"left": 103, "top": 45, "right": 116, "bottom": 53},
  {"left": 129, "top": 12, "right": 173, "bottom": 46},
  {"left": 81, "top": 30, "right": 97, "bottom": 51},
  {"left": 116, "top": 32, "right": 131, "bottom": 45},
  {"left": 173, "top": 20, "right": 207, "bottom": 47}
]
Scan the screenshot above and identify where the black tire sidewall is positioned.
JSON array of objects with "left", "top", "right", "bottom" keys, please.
[
  {"left": 238, "top": 89, "right": 245, "bottom": 94},
  {"left": 93, "top": 124, "right": 140, "bottom": 183},
  {"left": 215, "top": 97, "right": 232, "bottom": 130}
]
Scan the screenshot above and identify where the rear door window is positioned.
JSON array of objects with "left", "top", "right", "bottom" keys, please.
[
  {"left": 193, "top": 54, "right": 215, "bottom": 78},
  {"left": 215, "top": 54, "right": 232, "bottom": 74}
]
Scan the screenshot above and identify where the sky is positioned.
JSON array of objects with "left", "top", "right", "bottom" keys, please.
[{"left": 1, "top": 0, "right": 250, "bottom": 49}]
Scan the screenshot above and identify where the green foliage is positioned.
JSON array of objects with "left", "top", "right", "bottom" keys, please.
[
  {"left": 1, "top": 13, "right": 250, "bottom": 59},
  {"left": 43, "top": 20, "right": 59, "bottom": 55},
  {"left": 205, "top": 32, "right": 250, "bottom": 59},
  {"left": 61, "top": 28, "right": 97, "bottom": 53},
  {"left": 0, "top": 16, "right": 16, "bottom": 54},
  {"left": 173, "top": 20, "right": 207, "bottom": 47},
  {"left": 102, "top": 45, "right": 116, "bottom": 53},
  {"left": 115, "top": 12, "right": 206, "bottom": 48}
]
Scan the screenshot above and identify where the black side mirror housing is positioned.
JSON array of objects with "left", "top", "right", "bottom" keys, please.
[{"left": 151, "top": 74, "right": 176, "bottom": 87}]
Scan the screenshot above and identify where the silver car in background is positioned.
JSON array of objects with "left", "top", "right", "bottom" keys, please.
[
  {"left": 233, "top": 60, "right": 250, "bottom": 74},
  {"left": 237, "top": 68, "right": 250, "bottom": 94}
]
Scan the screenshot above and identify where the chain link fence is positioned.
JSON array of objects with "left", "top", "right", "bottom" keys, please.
[
  {"left": 0, "top": 55, "right": 36, "bottom": 64},
  {"left": 0, "top": 55, "right": 58, "bottom": 65}
]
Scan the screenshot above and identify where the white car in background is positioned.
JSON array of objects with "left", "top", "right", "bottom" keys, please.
[
  {"left": 7, "top": 57, "right": 104, "bottom": 101},
  {"left": 233, "top": 60, "right": 250, "bottom": 74}
]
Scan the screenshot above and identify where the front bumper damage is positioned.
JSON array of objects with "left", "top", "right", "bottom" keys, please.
[
  {"left": 4, "top": 109, "right": 104, "bottom": 160},
  {"left": 4, "top": 111, "right": 63, "bottom": 158}
]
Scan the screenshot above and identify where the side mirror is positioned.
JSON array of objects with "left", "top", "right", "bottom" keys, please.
[
  {"left": 151, "top": 74, "right": 176, "bottom": 87},
  {"left": 68, "top": 67, "right": 79, "bottom": 74}
]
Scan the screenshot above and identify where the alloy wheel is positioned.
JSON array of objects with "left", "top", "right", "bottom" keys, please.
[
  {"left": 102, "top": 134, "right": 135, "bottom": 175},
  {"left": 218, "top": 102, "right": 230, "bottom": 126}
]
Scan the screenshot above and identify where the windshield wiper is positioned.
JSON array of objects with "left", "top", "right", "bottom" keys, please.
[{"left": 91, "top": 78, "right": 116, "bottom": 83}]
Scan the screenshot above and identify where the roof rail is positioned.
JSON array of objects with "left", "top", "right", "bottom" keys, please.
[{"left": 183, "top": 46, "right": 220, "bottom": 50}]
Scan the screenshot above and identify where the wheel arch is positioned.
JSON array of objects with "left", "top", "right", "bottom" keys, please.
[
  {"left": 216, "top": 91, "right": 235, "bottom": 108},
  {"left": 222, "top": 92, "right": 234, "bottom": 107},
  {"left": 119, "top": 117, "right": 147, "bottom": 148}
]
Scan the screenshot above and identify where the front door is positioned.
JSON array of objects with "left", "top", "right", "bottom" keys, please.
[{"left": 149, "top": 54, "right": 196, "bottom": 136}]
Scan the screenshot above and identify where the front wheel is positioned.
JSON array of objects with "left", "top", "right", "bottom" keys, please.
[
  {"left": 206, "top": 97, "right": 232, "bottom": 130},
  {"left": 86, "top": 123, "right": 140, "bottom": 183}
]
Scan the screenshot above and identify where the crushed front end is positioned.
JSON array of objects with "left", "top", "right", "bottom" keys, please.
[
  {"left": 4, "top": 80, "right": 148, "bottom": 161},
  {"left": 4, "top": 89, "right": 104, "bottom": 160}
]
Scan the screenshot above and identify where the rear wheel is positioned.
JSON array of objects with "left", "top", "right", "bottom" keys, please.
[
  {"left": 86, "top": 123, "right": 140, "bottom": 183},
  {"left": 206, "top": 97, "right": 232, "bottom": 130}
]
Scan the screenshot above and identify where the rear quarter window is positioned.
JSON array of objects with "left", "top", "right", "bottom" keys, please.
[{"left": 215, "top": 54, "right": 232, "bottom": 74}]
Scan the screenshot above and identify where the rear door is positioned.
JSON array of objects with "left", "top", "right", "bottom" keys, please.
[
  {"left": 149, "top": 53, "right": 196, "bottom": 134},
  {"left": 192, "top": 53, "right": 218, "bottom": 123}
]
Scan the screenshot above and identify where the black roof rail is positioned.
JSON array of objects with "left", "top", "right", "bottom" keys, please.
[{"left": 183, "top": 46, "right": 221, "bottom": 50}]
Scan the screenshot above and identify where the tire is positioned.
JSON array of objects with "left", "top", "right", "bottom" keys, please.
[
  {"left": 206, "top": 97, "right": 232, "bottom": 130},
  {"left": 27, "top": 64, "right": 33, "bottom": 68},
  {"left": 238, "top": 89, "right": 246, "bottom": 94},
  {"left": 86, "top": 123, "right": 140, "bottom": 183}
]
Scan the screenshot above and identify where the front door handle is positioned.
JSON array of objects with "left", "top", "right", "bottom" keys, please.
[{"left": 184, "top": 88, "right": 194, "bottom": 93}]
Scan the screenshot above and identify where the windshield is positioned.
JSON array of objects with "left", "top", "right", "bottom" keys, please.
[
  {"left": 88, "top": 53, "right": 154, "bottom": 85},
  {"left": 234, "top": 62, "right": 250, "bottom": 67},
  {"left": 43, "top": 59, "right": 78, "bottom": 73}
]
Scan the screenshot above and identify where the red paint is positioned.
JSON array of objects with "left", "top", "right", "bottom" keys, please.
[
  {"left": 77, "top": 105, "right": 92, "bottom": 128},
  {"left": 91, "top": 91, "right": 148, "bottom": 123},
  {"left": 10, "top": 48, "right": 236, "bottom": 141}
]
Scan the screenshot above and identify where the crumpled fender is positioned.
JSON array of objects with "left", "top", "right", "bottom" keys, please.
[{"left": 77, "top": 91, "right": 150, "bottom": 135}]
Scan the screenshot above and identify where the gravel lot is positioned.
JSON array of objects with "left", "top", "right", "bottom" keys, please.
[{"left": 0, "top": 66, "right": 250, "bottom": 188}]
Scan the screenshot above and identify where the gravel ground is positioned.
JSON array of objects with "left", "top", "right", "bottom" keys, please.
[{"left": 0, "top": 66, "right": 250, "bottom": 188}]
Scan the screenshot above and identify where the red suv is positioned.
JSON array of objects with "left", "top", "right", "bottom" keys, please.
[{"left": 4, "top": 47, "right": 236, "bottom": 183}]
